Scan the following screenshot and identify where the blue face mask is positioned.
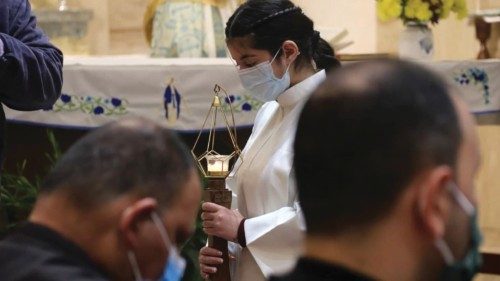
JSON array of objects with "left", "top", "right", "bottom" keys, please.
[
  {"left": 151, "top": 212, "right": 187, "bottom": 281},
  {"left": 237, "top": 48, "right": 291, "bottom": 102},
  {"left": 435, "top": 183, "right": 483, "bottom": 281},
  {"left": 128, "top": 212, "right": 186, "bottom": 281}
]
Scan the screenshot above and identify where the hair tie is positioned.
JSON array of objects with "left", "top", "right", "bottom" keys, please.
[{"left": 250, "top": 6, "right": 302, "bottom": 29}]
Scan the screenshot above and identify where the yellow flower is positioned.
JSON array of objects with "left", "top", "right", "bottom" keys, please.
[
  {"left": 378, "top": 0, "right": 468, "bottom": 23},
  {"left": 404, "top": 0, "right": 433, "bottom": 22},
  {"left": 452, "top": 0, "right": 468, "bottom": 19},
  {"left": 440, "top": 0, "right": 455, "bottom": 19},
  {"left": 377, "top": 0, "right": 403, "bottom": 21}
]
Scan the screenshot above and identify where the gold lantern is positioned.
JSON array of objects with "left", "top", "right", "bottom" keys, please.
[{"left": 191, "top": 84, "right": 242, "bottom": 281}]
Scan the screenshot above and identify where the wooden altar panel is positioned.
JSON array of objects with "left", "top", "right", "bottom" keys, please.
[
  {"left": 476, "top": 113, "right": 500, "bottom": 280},
  {"left": 477, "top": 124, "right": 500, "bottom": 251}
]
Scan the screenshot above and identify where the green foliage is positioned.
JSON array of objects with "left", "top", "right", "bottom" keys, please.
[
  {"left": 0, "top": 130, "right": 60, "bottom": 237},
  {"left": 0, "top": 160, "right": 40, "bottom": 237},
  {"left": 181, "top": 208, "right": 207, "bottom": 281},
  {"left": 45, "top": 129, "right": 62, "bottom": 166},
  {"left": 181, "top": 176, "right": 207, "bottom": 281}
]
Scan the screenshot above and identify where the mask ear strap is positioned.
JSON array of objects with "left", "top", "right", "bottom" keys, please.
[
  {"left": 127, "top": 250, "right": 143, "bottom": 281},
  {"left": 271, "top": 42, "right": 301, "bottom": 68},
  {"left": 435, "top": 239, "right": 456, "bottom": 265},
  {"left": 448, "top": 183, "right": 475, "bottom": 216},
  {"left": 270, "top": 48, "right": 282, "bottom": 64},
  {"left": 151, "top": 212, "right": 172, "bottom": 249}
]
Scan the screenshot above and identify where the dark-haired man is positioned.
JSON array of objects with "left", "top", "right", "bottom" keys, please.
[
  {"left": 272, "top": 59, "right": 482, "bottom": 281},
  {"left": 0, "top": 117, "right": 201, "bottom": 281}
]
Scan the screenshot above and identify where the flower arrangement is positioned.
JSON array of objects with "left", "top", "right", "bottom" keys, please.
[{"left": 377, "top": 0, "right": 468, "bottom": 24}]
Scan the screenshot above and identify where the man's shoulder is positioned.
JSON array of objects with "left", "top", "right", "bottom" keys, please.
[
  {"left": 0, "top": 225, "right": 109, "bottom": 281},
  {"left": 269, "top": 275, "right": 293, "bottom": 281},
  {"left": 269, "top": 257, "right": 376, "bottom": 281},
  {"left": 269, "top": 271, "right": 305, "bottom": 281}
]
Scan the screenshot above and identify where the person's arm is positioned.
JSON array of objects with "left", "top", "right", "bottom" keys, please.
[
  {"left": 201, "top": 202, "right": 305, "bottom": 277},
  {"left": 242, "top": 204, "right": 305, "bottom": 276},
  {"left": 0, "top": 0, "right": 63, "bottom": 111}
]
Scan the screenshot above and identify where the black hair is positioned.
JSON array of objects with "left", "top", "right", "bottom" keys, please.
[
  {"left": 41, "top": 117, "right": 196, "bottom": 209},
  {"left": 294, "top": 59, "right": 462, "bottom": 235},
  {"left": 225, "top": 0, "right": 340, "bottom": 72}
]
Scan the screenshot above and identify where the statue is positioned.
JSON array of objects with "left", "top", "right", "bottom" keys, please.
[{"left": 144, "top": 0, "right": 243, "bottom": 58}]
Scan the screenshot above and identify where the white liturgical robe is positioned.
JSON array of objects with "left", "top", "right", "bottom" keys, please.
[{"left": 226, "top": 70, "right": 327, "bottom": 281}]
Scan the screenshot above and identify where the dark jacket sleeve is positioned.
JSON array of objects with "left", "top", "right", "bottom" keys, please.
[{"left": 0, "top": 0, "right": 63, "bottom": 111}]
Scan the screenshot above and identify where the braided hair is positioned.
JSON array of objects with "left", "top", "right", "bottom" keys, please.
[{"left": 226, "top": 0, "right": 340, "bottom": 72}]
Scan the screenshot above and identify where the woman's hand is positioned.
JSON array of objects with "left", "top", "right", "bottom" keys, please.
[
  {"left": 201, "top": 202, "right": 244, "bottom": 241},
  {"left": 199, "top": 246, "right": 223, "bottom": 280}
]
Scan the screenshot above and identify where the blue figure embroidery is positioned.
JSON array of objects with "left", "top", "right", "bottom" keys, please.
[{"left": 164, "top": 81, "right": 182, "bottom": 120}]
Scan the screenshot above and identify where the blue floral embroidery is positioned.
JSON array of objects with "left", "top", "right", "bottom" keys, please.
[
  {"left": 225, "top": 95, "right": 235, "bottom": 104},
  {"left": 222, "top": 94, "right": 263, "bottom": 113},
  {"left": 242, "top": 102, "right": 252, "bottom": 112},
  {"left": 51, "top": 93, "right": 128, "bottom": 116},
  {"left": 111, "top": 98, "right": 122, "bottom": 107},
  {"left": 93, "top": 106, "right": 104, "bottom": 115},
  {"left": 454, "top": 68, "right": 490, "bottom": 105},
  {"left": 61, "top": 94, "right": 71, "bottom": 103}
]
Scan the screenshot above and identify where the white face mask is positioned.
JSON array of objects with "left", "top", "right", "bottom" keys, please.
[
  {"left": 237, "top": 49, "right": 291, "bottom": 102},
  {"left": 127, "top": 212, "right": 186, "bottom": 281}
]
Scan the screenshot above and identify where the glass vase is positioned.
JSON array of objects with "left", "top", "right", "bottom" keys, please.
[{"left": 399, "top": 21, "right": 434, "bottom": 60}]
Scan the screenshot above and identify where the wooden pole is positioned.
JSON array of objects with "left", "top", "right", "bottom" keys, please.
[{"left": 204, "top": 178, "right": 232, "bottom": 281}]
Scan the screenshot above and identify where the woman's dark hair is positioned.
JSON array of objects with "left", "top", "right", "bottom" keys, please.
[{"left": 225, "top": 0, "right": 340, "bottom": 72}]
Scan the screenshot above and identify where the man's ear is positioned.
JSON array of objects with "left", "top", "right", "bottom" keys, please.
[
  {"left": 119, "top": 198, "right": 158, "bottom": 249},
  {"left": 282, "top": 40, "right": 300, "bottom": 63},
  {"left": 416, "top": 166, "right": 454, "bottom": 240}
]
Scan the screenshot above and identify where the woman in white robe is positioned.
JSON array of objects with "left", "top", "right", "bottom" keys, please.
[{"left": 199, "top": 1, "right": 340, "bottom": 280}]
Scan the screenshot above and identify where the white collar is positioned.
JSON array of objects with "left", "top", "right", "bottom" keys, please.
[{"left": 276, "top": 70, "right": 326, "bottom": 108}]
